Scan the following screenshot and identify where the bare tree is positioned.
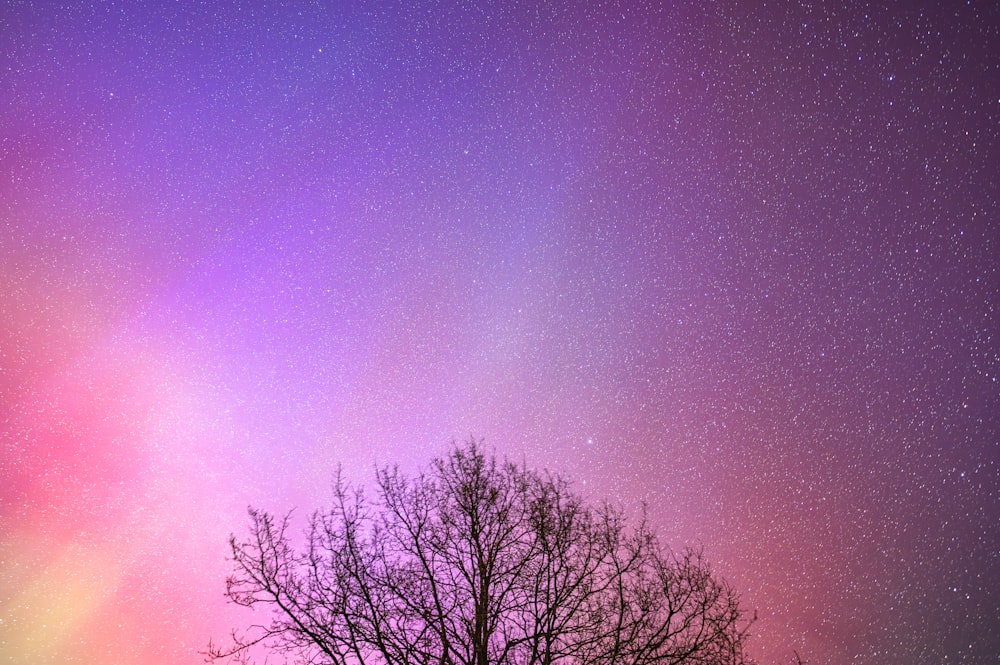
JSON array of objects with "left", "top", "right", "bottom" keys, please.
[{"left": 208, "top": 440, "right": 754, "bottom": 665}]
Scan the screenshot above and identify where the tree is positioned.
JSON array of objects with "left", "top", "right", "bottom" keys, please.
[{"left": 208, "top": 440, "right": 754, "bottom": 665}]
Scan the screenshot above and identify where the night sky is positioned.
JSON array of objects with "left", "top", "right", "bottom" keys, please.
[{"left": 2, "top": 1, "right": 998, "bottom": 663}]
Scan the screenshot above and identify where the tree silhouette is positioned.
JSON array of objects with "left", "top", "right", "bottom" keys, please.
[{"left": 208, "top": 440, "right": 754, "bottom": 665}]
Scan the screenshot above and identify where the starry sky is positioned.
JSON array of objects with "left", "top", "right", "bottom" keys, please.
[{"left": 1, "top": 1, "right": 998, "bottom": 663}]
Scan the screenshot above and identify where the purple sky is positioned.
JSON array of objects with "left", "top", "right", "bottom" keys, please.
[{"left": 2, "top": 1, "right": 998, "bottom": 663}]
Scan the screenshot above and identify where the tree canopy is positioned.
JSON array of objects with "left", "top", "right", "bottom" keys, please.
[{"left": 209, "top": 440, "right": 754, "bottom": 665}]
